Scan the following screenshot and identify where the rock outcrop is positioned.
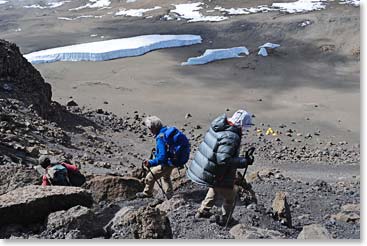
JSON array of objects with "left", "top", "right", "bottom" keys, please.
[
  {"left": 0, "top": 185, "right": 93, "bottom": 226},
  {"left": 297, "top": 224, "right": 332, "bottom": 239},
  {"left": 331, "top": 203, "right": 360, "bottom": 223},
  {"left": 107, "top": 205, "right": 172, "bottom": 239},
  {"left": 229, "top": 224, "right": 285, "bottom": 239},
  {"left": 0, "top": 39, "right": 52, "bottom": 117},
  {"left": 156, "top": 196, "right": 186, "bottom": 214},
  {"left": 83, "top": 175, "right": 143, "bottom": 203},
  {"left": 0, "top": 164, "right": 41, "bottom": 195},
  {"left": 43, "top": 205, "right": 103, "bottom": 239},
  {"left": 271, "top": 191, "right": 292, "bottom": 227}
]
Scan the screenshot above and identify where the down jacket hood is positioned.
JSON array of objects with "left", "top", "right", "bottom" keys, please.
[{"left": 211, "top": 114, "right": 242, "bottom": 135}]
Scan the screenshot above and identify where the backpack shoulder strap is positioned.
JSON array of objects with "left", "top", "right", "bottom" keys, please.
[{"left": 164, "top": 127, "right": 179, "bottom": 139}]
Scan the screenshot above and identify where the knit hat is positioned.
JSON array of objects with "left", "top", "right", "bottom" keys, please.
[
  {"left": 228, "top": 109, "right": 253, "bottom": 130},
  {"left": 38, "top": 155, "right": 51, "bottom": 169}
]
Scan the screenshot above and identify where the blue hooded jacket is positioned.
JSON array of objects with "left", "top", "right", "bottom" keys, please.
[{"left": 148, "top": 126, "right": 171, "bottom": 167}]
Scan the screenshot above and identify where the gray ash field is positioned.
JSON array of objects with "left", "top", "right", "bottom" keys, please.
[{"left": 0, "top": 0, "right": 360, "bottom": 240}]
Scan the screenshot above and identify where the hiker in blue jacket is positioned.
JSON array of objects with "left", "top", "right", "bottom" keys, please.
[{"left": 136, "top": 116, "right": 174, "bottom": 199}]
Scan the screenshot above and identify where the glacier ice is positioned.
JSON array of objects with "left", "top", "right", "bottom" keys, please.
[
  {"left": 182, "top": 47, "right": 249, "bottom": 65},
  {"left": 24, "top": 34, "right": 202, "bottom": 64}
]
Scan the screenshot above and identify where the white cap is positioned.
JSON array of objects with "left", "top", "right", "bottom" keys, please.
[{"left": 228, "top": 109, "right": 253, "bottom": 129}]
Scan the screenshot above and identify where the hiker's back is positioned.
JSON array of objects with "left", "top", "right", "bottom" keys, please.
[
  {"left": 46, "top": 163, "right": 70, "bottom": 186},
  {"left": 164, "top": 127, "right": 191, "bottom": 167},
  {"left": 187, "top": 114, "right": 241, "bottom": 187}
]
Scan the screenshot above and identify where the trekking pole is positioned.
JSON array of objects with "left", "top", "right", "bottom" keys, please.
[
  {"left": 225, "top": 147, "right": 255, "bottom": 229},
  {"left": 146, "top": 165, "right": 169, "bottom": 200},
  {"left": 143, "top": 148, "right": 169, "bottom": 200}
]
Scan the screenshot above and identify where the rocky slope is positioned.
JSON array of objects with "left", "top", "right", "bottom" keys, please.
[{"left": 0, "top": 39, "right": 360, "bottom": 239}]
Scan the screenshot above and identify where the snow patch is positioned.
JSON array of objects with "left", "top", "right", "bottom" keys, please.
[
  {"left": 258, "top": 43, "right": 280, "bottom": 57},
  {"left": 171, "top": 3, "right": 228, "bottom": 22},
  {"left": 58, "top": 15, "right": 103, "bottom": 20},
  {"left": 182, "top": 47, "right": 249, "bottom": 65},
  {"left": 339, "top": 0, "right": 360, "bottom": 6},
  {"left": 272, "top": 0, "right": 327, "bottom": 14},
  {"left": 24, "top": 1, "right": 69, "bottom": 9},
  {"left": 115, "top": 6, "right": 161, "bottom": 17},
  {"left": 24, "top": 34, "right": 202, "bottom": 64},
  {"left": 0, "top": 1, "right": 8, "bottom": 5},
  {"left": 299, "top": 20, "right": 312, "bottom": 27},
  {"left": 214, "top": 5, "right": 272, "bottom": 15},
  {"left": 70, "top": 0, "right": 111, "bottom": 11}
]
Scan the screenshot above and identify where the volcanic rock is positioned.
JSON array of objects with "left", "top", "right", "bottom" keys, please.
[
  {"left": 297, "top": 224, "right": 332, "bottom": 239},
  {"left": 0, "top": 164, "right": 41, "bottom": 195},
  {"left": 156, "top": 196, "right": 186, "bottom": 213},
  {"left": 271, "top": 191, "right": 292, "bottom": 227},
  {"left": 331, "top": 203, "right": 360, "bottom": 223},
  {"left": 107, "top": 205, "right": 172, "bottom": 239},
  {"left": 44, "top": 205, "right": 103, "bottom": 239},
  {"left": 229, "top": 224, "right": 285, "bottom": 239},
  {"left": 83, "top": 175, "right": 143, "bottom": 203},
  {"left": 66, "top": 100, "right": 78, "bottom": 107},
  {"left": 0, "top": 39, "right": 52, "bottom": 117},
  {"left": 0, "top": 185, "right": 93, "bottom": 226}
]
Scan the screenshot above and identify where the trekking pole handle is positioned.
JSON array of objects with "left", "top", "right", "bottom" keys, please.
[{"left": 245, "top": 147, "right": 255, "bottom": 158}]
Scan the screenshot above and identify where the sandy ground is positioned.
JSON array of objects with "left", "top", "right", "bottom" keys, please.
[{"left": 0, "top": 0, "right": 360, "bottom": 145}]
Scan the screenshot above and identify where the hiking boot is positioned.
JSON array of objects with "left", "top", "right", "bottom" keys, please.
[
  {"left": 136, "top": 192, "right": 153, "bottom": 199},
  {"left": 195, "top": 210, "right": 212, "bottom": 219},
  {"left": 216, "top": 215, "right": 238, "bottom": 227}
]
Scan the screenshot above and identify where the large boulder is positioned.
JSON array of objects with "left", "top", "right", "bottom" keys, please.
[
  {"left": 104, "top": 206, "right": 134, "bottom": 236},
  {"left": 230, "top": 224, "right": 285, "bottom": 239},
  {"left": 83, "top": 175, "right": 143, "bottom": 203},
  {"left": 107, "top": 205, "right": 172, "bottom": 239},
  {"left": 0, "top": 39, "right": 51, "bottom": 117},
  {"left": 0, "top": 164, "right": 41, "bottom": 195},
  {"left": 156, "top": 196, "right": 186, "bottom": 214},
  {"left": 297, "top": 224, "right": 332, "bottom": 239},
  {"left": 0, "top": 185, "right": 93, "bottom": 226},
  {"left": 271, "top": 191, "right": 292, "bottom": 227},
  {"left": 247, "top": 168, "right": 282, "bottom": 182},
  {"left": 331, "top": 203, "right": 360, "bottom": 223},
  {"left": 42, "top": 205, "right": 103, "bottom": 239}
]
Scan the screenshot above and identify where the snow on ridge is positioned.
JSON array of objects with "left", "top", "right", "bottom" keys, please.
[
  {"left": 272, "top": 0, "right": 328, "bottom": 14},
  {"left": 70, "top": 0, "right": 111, "bottom": 11},
  {"left": 115, "top": 6, "right": 161, "bottom": 17},
  {"left": 24, "top": 1, "right": 70, "bottom": 9},
  {"left": 58, "top": 15, "right": 103, "bottom": 21},
  {"left": 24, "top": 34, "right": 202, "bottom": 64},
  {"left": 214, "top": 5, "right": 273, "bottom": 15},
  {"left": 0, "top": 1, "right": 8, "bottom": 5},
  {"left": 182, "top": 47, "right": 249, "bottom": 65},
  {"left": 171, "top": 3, "right": 228, "bottom": 23},
  {"left": 339, "top": 0, "right": 360, "bottom": 7}
]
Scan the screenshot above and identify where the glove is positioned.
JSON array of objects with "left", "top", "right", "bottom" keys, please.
[
  {"left": 245, "top": 147, "right": 255, "bottom": 165},
  {"left": 143, "top": 160, "right": 150, "bottom": 168}
]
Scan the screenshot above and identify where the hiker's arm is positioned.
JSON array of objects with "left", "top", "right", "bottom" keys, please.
[
  {"left": 42, "top": 175, "right": 49, "bottom": 186},
  {"left": 216, "top": 137, "right": 240, "bottom": 165},
  {"left": 63, "top": 163, "right": 79, "bottom": 173},
  {"left": 230, "top": 156, "right": 251, "bottom": 168},
  {"left": 148, "top": 137, "right": 167, "bottom": 166}
]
